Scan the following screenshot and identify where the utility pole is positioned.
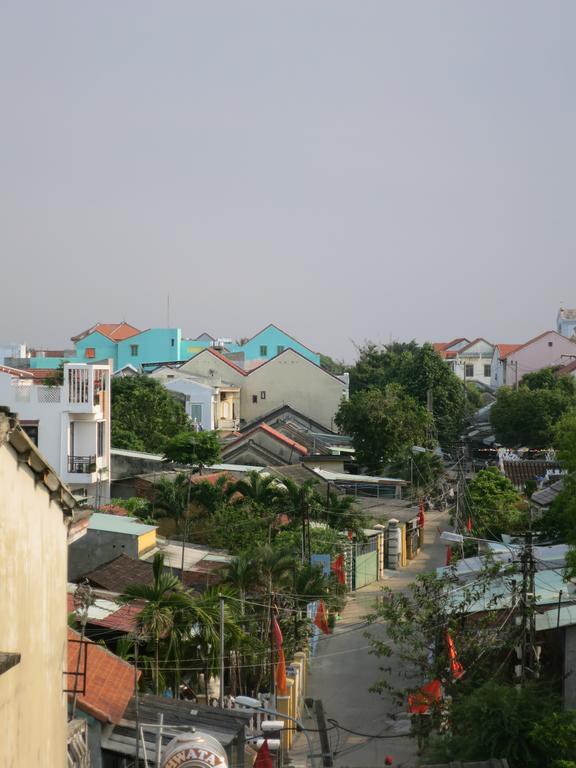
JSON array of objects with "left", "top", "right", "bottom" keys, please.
[
  {"left": 516, "top": 530, "right": 540, "bottom": 685},
  {"left": 269, "top": 595, "right": 276, "bottom": 705},
  {"left": 509, "top": 360, "right": 519, "bottom": 390},
  {"left": 219, "top": 595, "right": 225, "bottom": 708}
]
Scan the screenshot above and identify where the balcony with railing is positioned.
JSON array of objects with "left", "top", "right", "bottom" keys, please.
[
  {"left": 67, "top": 455, "right": 97, "bottom": 474},
  {"left": 65, "top": 364, "right": 109, "bottom": 414}
]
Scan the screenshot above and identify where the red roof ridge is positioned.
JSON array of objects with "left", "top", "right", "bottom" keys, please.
[
  {"left": 187, "top": 347, "right": 247, "bottom": 375},
  {"left": 240, "top": 423, "right": 308, "bottom": 455},
  {"left": 0, "top": 365, "right": 33, "bottom": 378}
]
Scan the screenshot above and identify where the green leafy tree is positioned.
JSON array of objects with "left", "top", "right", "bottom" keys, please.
[
  {"left": 466, "top": 467, "right": 526, "bottom": 537},
  {"left": 522, "top": 367, "right": 576, "bottom": 395},
  {"left": 491, "top": 377, "right": 576, "bottom": 448},
  {"left": 336, "top": 384, "right": 432, "bottom": 473},
  {"left": 163, "top": 430, "right": 221, "bottom": 471},
  {"left": 539, "top": 409, "right": 576, "bottom": 547},
  {"left": 199, "top": 501, "right": 273, "bottom": 553},
  {"left": 319, "top": 353, "right": 347, "bottom": 375},
  {"left": 348, "top": 341, "right": 466, "bottom": 447},
  {"left": 426, "top": 681, "right": 576, "bottom": 768},
  {"left": 555, "top": 408, "right": 576, "bottom": 472},
  {"left": 111, "top": 375, "right": 191, "bottom": 453}
]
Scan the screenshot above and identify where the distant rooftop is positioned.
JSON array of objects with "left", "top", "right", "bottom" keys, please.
[{"left": 88, "top": 512, "right": 157, "bottom": 536}]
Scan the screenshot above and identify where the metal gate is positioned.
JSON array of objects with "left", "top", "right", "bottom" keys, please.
[{"left": 353, "top": 537, "right": 378, "bottom": 589}]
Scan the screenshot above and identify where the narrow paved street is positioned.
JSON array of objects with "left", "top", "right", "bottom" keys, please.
[{"left": 290, "top": 508, "right": 449, "bottom": 768}]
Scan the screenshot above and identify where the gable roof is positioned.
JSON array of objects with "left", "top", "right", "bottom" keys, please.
[
  {"left": 499, "top": 330, "right": 576, "bottom": 359},
  {"left": 185, "top": 347, "right": 247, "bottom": 376},
  {"left": 241, "top": 323, "right": 319, "bottom": 357},
  {"left": 1, "top": 410, "right": 77, "bottom": 515},
  {"left": 239, "top": 404, "right": 337, "bottom": 436},
  {"left": 72, "top": 322, "right": 141, "bottom": 343},
  {"left": 495, "top": 343, "right": 522, "bottom": 359},
  {"left": 67, "top": 628, "right": 137, "bottom": 724},
  {"left": 458, "top": 337, "right": 495, "bottom": 353},
  {"left": 83, "top": 554, "right": 156, "bottom": 592},
  {"left": 0, "top": 365, "right": 34, "bottom": 378},
  {"left": 557, "top": 359, "right": 576, "bottom": 376},
  {"left": 245, "top": 346, "right": 347, "bottom": 384},
  {"left": 67, "top": 590, "right": 141, "bottom": 634},
  {"left": 502, "top": 459, "right": 562, "bottom": 488},
  {"left": 227, "top": 423, "right": 308, "bottom": 456}
]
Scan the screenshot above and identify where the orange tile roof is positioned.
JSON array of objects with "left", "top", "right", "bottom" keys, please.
[
  {"left": 496, "top": 343, "right": 522, "bottom": 359},
  {"left": 234, "top": 423, "right": 308, "bottom": 455},
  {"left": 67, "top": 628, "right": 138, "bottom": 724},
  {"left": 72, "top": 322, "right": 141, "bottom": 343},
  {"left": 499, "top": 330, "right": 576, "bottom": 359}
]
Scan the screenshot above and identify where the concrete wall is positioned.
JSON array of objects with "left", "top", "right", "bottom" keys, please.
[
  {"left": 75, "top": 332, "right": 118, "bottom": 367},
  {"left": 229, "top": 325, "right": 320, "bottom": 365},
  {"left": 240, "top": 349, "right": 348, "bottom": 431},
  {"left": 0, "top": 437, "right": 69, "bottom": 766},
  {"left": 117, "top": 328, "right": 182, "bottom": 370},
  {"left": 68, "top": 529, "right": 140, "bottom": 580},
  {"left": 179, "top": 351, "right": 246, "bottom": 388}
]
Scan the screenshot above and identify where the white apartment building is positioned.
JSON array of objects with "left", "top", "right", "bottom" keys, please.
[{"left": 0, "top": 362, "right": 111, "bottom": 503}]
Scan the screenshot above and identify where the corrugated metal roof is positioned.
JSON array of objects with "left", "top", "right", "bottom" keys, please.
[{"left": 88, "top": 512, "right": 157, "bottom": 535}]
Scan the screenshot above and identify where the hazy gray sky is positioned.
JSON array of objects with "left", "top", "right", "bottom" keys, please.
[{"left": 1, "top": 2, "right": 575, "bottom": 361}]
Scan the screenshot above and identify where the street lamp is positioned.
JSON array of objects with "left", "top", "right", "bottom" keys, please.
[{"left": 234, "top": 696, "right": 315, "bottom": 768}]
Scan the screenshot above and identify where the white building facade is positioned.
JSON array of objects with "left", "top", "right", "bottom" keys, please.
[{"left": 0, "top": 362, "right": 111, "bottom": 502}]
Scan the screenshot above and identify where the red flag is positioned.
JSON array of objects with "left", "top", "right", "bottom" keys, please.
[
  {"left": 254, "top": 739, "right": 273, "bottom": 768},
  {"left": 446, "top": 631, "right": 464, "bottom": 680},
  {"left": 314, "top": 600, "right": 330, "bottom": 634},
  {"left": 276, "top": 647, "right": 287, "bottom": 696},
  {"left": 466, "top": 516, "right": 473, "bottom": 533},
  {"left": 331, "top": 553, "right": 346, "bottom": 585},
  {"left": 271, "top": 615, "right": 283, "bottom": 649},
  {"left": 445, "top": 546, "right": 452, "bottom": 566},
  {"left": 407, "top": 679, "right": 441, "bottom": 714}
]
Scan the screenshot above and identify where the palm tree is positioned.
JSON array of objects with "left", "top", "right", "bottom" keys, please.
[
  {"left": 118, "top": 553, "right": 190, "bottom": 694},
  {"left": 323, "top": 489, "right": 366, "bottom": 534},
  {"left": 189, "top": 473, "right": 230, "bottom": 515},
  {"left": 153, "top": 473, "right": 190, "bottom": 535},
  {"left": 223, "top": 553, "right": 259, "bottom": 615},
  {"left": 226, "top": 471, "right": 283, "bottom": 508},
  {"left": 276, "top": 477, "right": 320, "bottom": 522}
]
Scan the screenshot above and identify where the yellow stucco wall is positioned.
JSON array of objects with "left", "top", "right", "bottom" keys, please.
[
  {"left": 0, "top": 443, "right": 69, "bottom": 766},
  {"left": 137, "top": 528, "right": 157, "bottom": 554}
]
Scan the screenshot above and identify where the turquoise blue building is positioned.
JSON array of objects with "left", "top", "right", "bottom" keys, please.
[{"left": 29, "top": 322, "right": 320, "bottom": 372}]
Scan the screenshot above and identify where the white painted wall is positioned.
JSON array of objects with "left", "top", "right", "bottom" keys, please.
[
  {"left": 163, "top": 378, "right": 217, "bottom": 431},
  {"left": 0, "top": 363, "right": 111, "bottom": 500}
]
